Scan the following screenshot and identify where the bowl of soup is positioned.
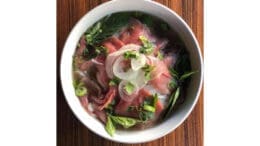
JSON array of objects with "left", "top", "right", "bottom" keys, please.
[{"left": 60, "top": 0, "right": 203, "bottom": 143}]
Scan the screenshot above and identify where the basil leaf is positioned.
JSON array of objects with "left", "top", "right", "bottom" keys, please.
[
  {"left": 110, "top": 116, "right": 139, "bottom": 128},
  {"left": 179, "top": 71, "right": 197, "bottom": 81},
  {"left": 139, "top": 111, "right": 154, "bottom": 121},
  {"left": 169, "top": 79, "right": 178, "bottom": 89},
  {"left": 164, "top": 87, "right": 180, "bottom": 118},
  {"left": 160, "top": 23, "right": 170, "bottom": 31},
  {"left": 105, "top": 116, "right": 115, "bottom": 136},
  {"left": 169, "top": 67, "right": 179, "bottom": 78}
]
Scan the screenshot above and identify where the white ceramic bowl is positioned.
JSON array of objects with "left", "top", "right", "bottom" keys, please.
[{"left": 60, "top": 0, "right": 203, "bottom": 143}]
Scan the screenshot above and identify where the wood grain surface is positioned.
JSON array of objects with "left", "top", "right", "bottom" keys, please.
[{"left": 57, "top": 0, "right": 203, "bottom": 146}]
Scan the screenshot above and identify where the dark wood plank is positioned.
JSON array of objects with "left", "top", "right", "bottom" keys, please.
[{"left": 57, "top": 0, "right": 203, "bottom": 146}]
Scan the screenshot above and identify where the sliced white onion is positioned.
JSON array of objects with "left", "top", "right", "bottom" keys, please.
[
  {"left": 105, "top": 44, "right": 140, "bottom": 78},
  {"left": 91, "top": 59, "right": 103, "bottom": 65},
  {"left": 105, "top": 55, "right": 118, "bottom": 78},
  {"left": 131, "top": 70, "right": 147, "bottom": 88},
  {"left": 131, "top": 54, "right": 146, "bottom": 71},
  {"left": 113, "top": 56, "right": 138, "bottom": 80},
  {"left": 110, "top": 44, "right": 140, "bottom": 56},
  {"left": 146, "top": 56, "right": 166, "bottom": 80}
]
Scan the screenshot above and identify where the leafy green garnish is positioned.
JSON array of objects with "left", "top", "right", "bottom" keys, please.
[
  {"left": 143, "top": 105, "right": 155, "bottom": 112},
  {"left": 142, "top": 64, "right": 155, "bottom": 81},
  {"left": 105, "top": 100, "right": 115, "bottom": 114},
  {"left": 169, "top": 78, "right": 178, "bottom": 89},
  {"left": 73, "top": 80, "right": 87, "bottom": 97},
  {"left": 164, "top": 87, "right": 180, "bottom": 118},
  {"left": 83, "top": 13, "right": 131, "bottom": 60},
  {"left": 180, "top": 71, "right": 197, "bottom": 81},
  {"left": 85, "top": 13, "right": 131, "bottom": 46},
  {"left": 143, "top": 93, "right": 158, "bottom": 113},
  {"left": 126, "top": 94, "right": 158, "bottom": 121},
  {"left": 139, "top": 111, "right": 154, "bottom": 121},
  {"left": 157, "top": 52, "right": 164, "bottom": 60},
  {"left": 82, "top": 45, "right": 107, "bottom": 60},
  {"left": 124, "top": 82, "right": 135, "bottom": 94},
  {"left": 142, "top": 15, "right": 153, "bottom": 28},
  {"left": 160, "top": 23, "right": 170, "bottom": 31},
  {"left": 164, "top": 49, "right": 197, "bottom": 119},
  {"left": 110, "top": 115, "right": 140, "bottom": 128},
  {"left": 139, "top": 36, "right": 154, "bottom": 54},
  {"left": 123, "top": 51, "right": 140, "bottom": 59},
  {"left": 75, "top": 86, "right": 88, "bottom": 97},
  {"left": 85, "top": 22, "right": 102, "bottom": 45},
  {"left": 105, "top": 116, "right": 115, "bottom": 136},
  {"left": 109, "top": 77, "right": 121, "bottom": 86}
]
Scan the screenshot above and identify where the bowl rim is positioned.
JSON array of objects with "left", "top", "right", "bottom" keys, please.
[{"left": 60, "top": 0, "right": 204, "bottom": 144}]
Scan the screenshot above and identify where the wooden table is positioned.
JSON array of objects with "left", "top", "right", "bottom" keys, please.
[{"left": 57, "top": 0, "right": 203, "bottom": 146}]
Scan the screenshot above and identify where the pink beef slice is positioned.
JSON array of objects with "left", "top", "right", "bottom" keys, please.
[
  {"left": 119, "top": 19, "right": 144, "bottom": 45},
  {"left": 102, "top": 37, "right": 125, "bottom": 53},
  {"left": 118, "top": 19, "right": 168, "bottom": 55},
  {"left": 115, "top": 89, "right": 151, "bottom": 118},
  {"left": 75, "top": 36, "right": 86, "bottom": 56},
  {"left": 96, "top": 64, "right": 109, "bottom": 91}
]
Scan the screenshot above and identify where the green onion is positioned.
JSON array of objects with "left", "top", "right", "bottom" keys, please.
[
  {"left": 123, "top": 51, "right": 140, "bottom": 59},
  {"left": 139, "top": 36, "right": 154, "bottom": 54},
  {"left": 142, "top": 64, "right": 155, "bottom": 81},
  {"left": 143, "top": 105, "right": 155, "bottom": 112},
  {"left": 124, "top": 82, "right": 135, "bottom": 94},
  {"left": 75, "top": 86, "right": 87, "bottom": 97}
]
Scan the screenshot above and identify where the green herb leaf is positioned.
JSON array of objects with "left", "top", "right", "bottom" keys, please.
[
  {"left": 169, "top": 67, "right": 179, "bottom": 78},
  {"left": 109, "top": 77, "right": 121, "bottom": 86},
  {"left": 110, "top": 116, "right": 139, "bottom": 128},
  {"left": 157, "top": 52, "right": 164, "bottom": 60},
  {"left": 174, "top": 49, "right": 191, "bottom": 76},
  {"left": 142, "top": 64, "right": 155, "bottom": 81},
  {"left": 105, "top": 116, "right": 115, "bottom": 136},
  {"left": 152, "top": 93, "right": 158, "bottom": 107},
  {"left": 164, "top": 87, "right": 180, "bottom": 118},
  {"left": 139, "top": 111, "right": 154, "bottom": 121},
  {"left": 160, "top": 23, "right": 170, "bottom": 31},
  {"left": 95, "top": 46, "right": 108, "bottom": 55},
  {"left": 169, "top": 79, "right": 178, "bottom": 89},
  {"left": 127, "top": 106, "right": 139, "bottom": 112},
  {"left": 124, "top": 82, "right": 135, "bottom": 94},
  {"left": 139, "top": 36, "right": 154, "bottom": 54},
  {"left": 85, "top": 22, "right": 102, "bottom": 45},
  {"left": 86, "top": 13, "right": 131, "bottom": 46},
  {"left": 142, "top": 16, "right": 153, "bottom": 28},
  {"left": 142, "top": 93, "right": 158, "bottom": 113},
  {"left": 179, "top": 71, "right": 197, "bottom": 81},
  {"left": 123, "top": 51, "right": 140, "bottom": 59}
]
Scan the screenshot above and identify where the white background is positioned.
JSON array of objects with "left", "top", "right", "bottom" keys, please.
[{"left": 0, "top": 0, "right": 260, "bottom": 146}]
